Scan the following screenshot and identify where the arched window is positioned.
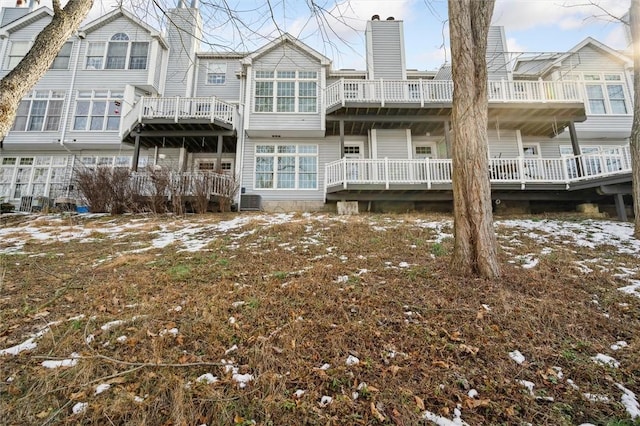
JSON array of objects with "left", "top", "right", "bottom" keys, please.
[
  {"left": 85, "top": 33, "right": 149, "bottom": 70},
  {"left": 106, "top": 33, "right": 130, "bottom": 69}
]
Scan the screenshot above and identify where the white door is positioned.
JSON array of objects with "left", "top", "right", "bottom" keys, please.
[
  {"left": 343, "top": 143, "right": 364, "bottom": 181},
  {"left": 413, "top": 143, "right": 437, "bottom": 181},
  {"left": 522, "top": 143, "right": 541, "bottom": 179}
]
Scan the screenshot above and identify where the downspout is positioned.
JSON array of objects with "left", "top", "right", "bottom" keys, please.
[{"left": 59, "top": 33, "right": 83, "bottom": 147}]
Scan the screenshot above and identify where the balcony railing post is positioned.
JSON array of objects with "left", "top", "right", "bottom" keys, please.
[
  {"left": 539, "top": 78, "right": 545, "bottom": 102},
  {"left": 210, "top": 96, "right": 216, "bottom": 122},
  {"left": 419, "top": 79, "right": 424, "bottom": 107},
  {"left": 518, "top": 156, "right": 525, "bottom": 186},
  {"left": 384, "top": 157, "right": 390, "bottom": 189},
  {"left": 340, "top": 78, "right": 345, "bottom": 107},
  {"left": 175, "top": 96, "right": 180, "bottom": 123},
  {"left": 138, "top": 96, "right": 145, "bottom": 121},
  {"left": 379, "top": 79, "right": 385, "bottom": 107},
  {"left": 501, "top": 79, "right": 506, "bottom": 101},
  {"left": 425, "top": 158, "right": 431, "bottom": 189},
  {"left": 342, "top": 158, "right": 347, "bottom": 189}
]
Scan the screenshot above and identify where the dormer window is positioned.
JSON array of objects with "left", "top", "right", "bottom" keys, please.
[{"left": 85, "top": 33, "right": 149, "bottom": 70}]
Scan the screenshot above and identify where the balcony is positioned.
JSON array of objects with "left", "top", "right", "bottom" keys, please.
[
  {"left": 120, "top": 96, "right": 236, "bottom": 144},
  {"left": 324, "top": 145, "right": 632, "bottom": 194},
  {"left": 326, "top": 79, "right": 583, "bottom": 109}
]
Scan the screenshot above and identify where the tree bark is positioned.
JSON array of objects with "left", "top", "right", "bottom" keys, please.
[
  {"left": 0, "top": 0, "right": 94, "bottom": 142},
  {"left": 631, "top": 0, "right": 640, "bottom": 237},
  {"left": 448, "top": 0, "right": 500, "bottom": 278}
]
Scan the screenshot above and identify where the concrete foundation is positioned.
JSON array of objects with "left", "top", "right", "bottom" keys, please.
[
  {"left": 494, "top": 200, "right": 531, "bottom": 215},
  {"left": 260, "top": 200, "right": 332, "bottom": 212},
  {"left": 337, "top": 201, "right": 359, "bottom": 215}
]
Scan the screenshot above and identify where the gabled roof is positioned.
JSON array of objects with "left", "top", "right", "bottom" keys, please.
[
  {"left": 0, "top": 6, "right": 52, "bottom": 34},
  {"left": 241, "top": 33, "right": 331, "bottom": 66},
  {"left": 514, "top": 37, "right": 632, "bottom": 77},
  {"left": 81, "top": 8, "right": 168, "bottom": 48}
]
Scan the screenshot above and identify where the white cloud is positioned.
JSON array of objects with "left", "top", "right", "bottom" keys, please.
[
  {"left": 493, "top": 0, "right": 630, "bottom": 31},
  {"left": 506, "top": 37, "right": 528, "bottom": 53}
]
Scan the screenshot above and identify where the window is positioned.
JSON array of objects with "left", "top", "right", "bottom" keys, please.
[
  {"left": 79, "top": 155, "right": 138, "bottom": 169},
  {"left": 206, "top": 62, "right": 227, "bottom": 85},
  {"left": 254, "top": 70, "right": 317, "bottom": 113},
  {"left": 577, "top": 73, "right": 629, "bottom": 115},
  {"left": 73, "top": 90, "right": 123, "bottom": 131},
  {"left": 255, "top": 144, "right": 317, "bottom": 189},
  {"left": 85, "top": 33, "right": 148, "bottom": 70},
  {"left": 5, "top": 40, "right": 29, "bottom": 70},
  {"left": 51, "top": 42, "right": 72, "bottom": 70},
  {"left": 11, "top": 90, "right": 65, "bottom": 132},
  {"left": 0, "top": 155, "right": 69, "bottom": 200}
]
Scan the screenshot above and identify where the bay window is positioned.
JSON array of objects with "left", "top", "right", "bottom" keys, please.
[{"left": 255, "top": 144, "right": 318, "bottom": 189}]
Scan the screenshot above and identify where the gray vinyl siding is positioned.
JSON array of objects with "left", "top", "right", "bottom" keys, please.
[
  {"left": 0, "top": 7, "right": 31, "bottom": 27},
  {"left": 375, "top": 130, "right": 409, "bottom": 159},
  {"left": 558, "top": 45, "right": 626, "bottom": 75},
  {"left": 514, "top": 59, "right": 553, "bottom": 76},
  {"left": 487, "top": 129, "right": 519, "bottom": 158},
  {"left": 487, "top": 27, "right": 509, "bottom": 80},
  {"left": 74, "top": 18, "right": 153, "bottom": 88},
  {"left": 248, "top": 43, "right": 322, "bottom": 131},
  {"left": 164, "top": 8, "right": 199, "bottom": 97},
  {"left": 1, "top": 17, "right": 50, "bottom": 71},
  {"left": 575, "top": 115, "right": 633, "bottom": 137},
  {"left": 240, "top": 137, "right": 337, "bottom": 201},
  {"left": 154, "top": 45, "right": 164, "bottom": 91},
  {"left": 194, "top": 58, "right": 242, "bottom": 101},
  {"left": 366, "top": 20, "right": 404, "bottom": 80}
]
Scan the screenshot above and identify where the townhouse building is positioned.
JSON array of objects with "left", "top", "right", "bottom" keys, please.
[{"left": 0, "top": 2, "right": 634, "bottom": 216}]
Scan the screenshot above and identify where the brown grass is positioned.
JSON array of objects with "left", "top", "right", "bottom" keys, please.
[{"left": 0, "top": 213, "right": 639, "bottom": 425}]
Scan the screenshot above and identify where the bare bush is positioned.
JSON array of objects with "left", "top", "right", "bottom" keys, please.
[
  {"left": 192, "top": 173, "right": 211, "bottom": 214},
  {"left": 217, "top": 174, "right": 240, "bottom": 212},
  {"left": 74, "top": 167, "right": 133, "bottom": 214}
]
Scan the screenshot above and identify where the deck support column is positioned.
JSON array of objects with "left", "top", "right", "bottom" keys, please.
[
  {"left": 568, "top": 121, "right": 583, "bottom": 177},
  {"left": 443, "top": 121, "right": 451, "bottom": 157},
  {"left": 216, "top": 135, "right": 223, "bottom": 167},
  {"left": 132, "top": 125, "right": 142, "bottom": 172},
  {"left": 339, "top": 120, "right": 345, "bottom": 158},
  {"left": 614, "top": 194, "right": 628, "bottom": 221}
]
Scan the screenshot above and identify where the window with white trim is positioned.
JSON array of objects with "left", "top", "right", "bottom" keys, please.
[
  {"left": 51, "top": 42, "right": 73, "bottom": 70},
  {"left": 206, "top": 62, "right": 227, "bottom": 85},
  {"left": 73, "top": 90, "right": 123, "bottom": 131},
  {"left": 578, "top": 73, "right": 629, "bottom": 115},
  {"left": 254, "top": 70, "right": 318, "bottom": 113},
  {"left": 5, "top": 40, "right": 29, "bottom": 70},
  {"left": 0, "top": 155, "right": 69, "bottom": 200},
  {"left": 255, "top": 144, "right": 318, "bottom": 189},
  {"left": 85, "top": 33, "right": 148, "bottom": 70},
  {"left": 79, "top": 155, "right": 140, "bottom": 169},
  {"left": 11, "top": 90, "right": 65, "bottom": 132}
]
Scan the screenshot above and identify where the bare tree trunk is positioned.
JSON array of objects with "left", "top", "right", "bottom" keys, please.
[
  {"left": 631, "top": 0, "right": 640, "bottom": 237},
  {"left": 0, "top": 0, "right": 93, "bottom": 141},
  {"left": 448, "top": 0, "right": 500, "bottom": 278}
]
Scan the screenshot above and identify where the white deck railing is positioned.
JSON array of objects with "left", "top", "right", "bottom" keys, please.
[
  {"left": 130, "top": 171, "right": 235, "bottom": 198},
  {"left": 325, "top": 145, "right": 632, "bottom": 191},
  {"left": 325, "top": 78, "right": 583, "bottom": 109},
  {"left": 120, "top": 96, "right": 235, "bottom": 139}
]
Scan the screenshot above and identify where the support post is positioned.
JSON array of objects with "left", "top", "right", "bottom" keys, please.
[
  {"left": 568, "top": 121, "right": 583, "bottom": 177},
  {"left": 132, "top": 125, "right": 142, "bottom": 172},
  {"left": 443, "top": 121, "right": 451, "bottom": 158},
  {"left": 216, "top": 134, "right": 223, "bottom": 166},
  {"left": 339, "top": 120, "right": 345, "bottom": 159},
  {"left": 614, "top": 194, "right": 628, "bottom": 222}
]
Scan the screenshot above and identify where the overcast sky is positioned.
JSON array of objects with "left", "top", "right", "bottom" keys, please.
[{"left": 0, "top": 0, "right": 631, "bottom": 70}]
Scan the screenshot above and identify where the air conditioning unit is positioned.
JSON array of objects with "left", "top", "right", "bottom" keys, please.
[{"left": 240, "top": 194, "right": 262, "bottom": 211}]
